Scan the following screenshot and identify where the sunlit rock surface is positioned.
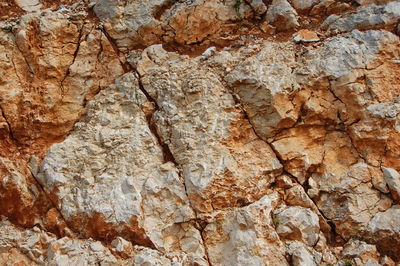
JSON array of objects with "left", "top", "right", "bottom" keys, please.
[{"left": 1, "top": 0, "right": 400, "bottom": 264}]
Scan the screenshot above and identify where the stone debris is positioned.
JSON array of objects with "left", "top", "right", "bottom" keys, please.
[
  {"left": 293, "top": 29, "right": 320, "bottom": 43},
  {"left": 200, "top": 46, "right": 217, "bottom": 61}
]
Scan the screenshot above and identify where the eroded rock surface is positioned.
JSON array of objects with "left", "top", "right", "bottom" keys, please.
[{"left": 1, "top": 0, "right": 400, "bottom": 265}]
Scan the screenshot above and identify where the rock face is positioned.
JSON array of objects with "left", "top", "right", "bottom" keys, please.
[{"left": 1, "top": 0, "right": 400, "bottom": 265}]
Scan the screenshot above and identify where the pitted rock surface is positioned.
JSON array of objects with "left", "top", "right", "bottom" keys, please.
[{"left": 1, "top": 0, "right": 400, "bottom": 265}]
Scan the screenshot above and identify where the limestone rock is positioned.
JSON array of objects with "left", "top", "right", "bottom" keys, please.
[
  {"left": 1, "top": 0, "right": 400, "bottom": 264},
  {"left": 245, "top": 0, "right": 268, "bottom": 16},
  {"left": 355, "top": 0, "right": 394, "bottom": 5},
  {"left": 293, "top": 29, "right": 320, "bottom": 43},
  {"left": 111, "top": 237, "right": 134, "bottom": 259},
  {"left": 137, "top": 44, "right": 282, "bottom": 213},
  {"left": 266, "top": 0, "right": 300, "bottom": 31},
  {"left": 93, "top": 0, "right": 255, "bottom": 49},
  {"left": 286, "top": 241, "right": 321, "bottom": 266},
  {"left": 225, "top": 41, "right": 300, "bottom": 140},
  {"left": 0, "top": 220, "right": 121, "bottom": 265},
  {"left": 284, "top": 185, "right": 331, "bottom": 233},
  {"left": 310, "top": 0, "right": 352, "bottom": 16},
  {"left": 201, "top": 193, "right": 288, "bottom": 265},
  {"left": 321, "top": 2, "right": 400, "bottom": 35},
  {"left": 367, "top": 206, "right": 400, "bottom": 261},
  {"left": 275, "top": 206, "right": 320, "bottom": 246},
  {"left": 15, "top": 0, "right": 42, "bottom": 12},
  {"left": 0, "top": 8, "right": 123, "bottom": 148},
  {"left": 0, "top": 218, "right": 178, "bottom": 265},
  {"left": 290, "top": 0, "right": 320, "bottom": 11},
  {"left": 371, "top": 167, "right": 389, "bottom": 193},
  {"left": 0, "top": 157, "right": 53, "bottom": 229},
  {"left": 342, "top": 239, "right": 381, "bottom": 265},
  {"left": 36, "top": 73, "right": 207, "bottom": 264},
  {"left": 382, "top": 167, "right": 400, "bottom": 201}
]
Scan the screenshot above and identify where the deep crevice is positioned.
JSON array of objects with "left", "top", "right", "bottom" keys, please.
[
  {"left": 132, "top": 68, "right": 199, "bottom": 233},
  {"left": 134, "top": 70, "right": 178, "bottom": 165},
  {"left": 99, "top": 26, "right": 131, "bottom": 73}
]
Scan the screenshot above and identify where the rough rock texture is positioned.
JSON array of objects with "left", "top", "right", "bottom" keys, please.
[
  {"left": 1, "top": 0, "right": 400, "bottom": 265},
  {"left": 321, "top": 1, "right": 400, "bottom": 35}
]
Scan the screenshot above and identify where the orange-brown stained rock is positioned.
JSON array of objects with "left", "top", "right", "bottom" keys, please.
[
  {"left": 293, "top": 29, "right": 320, "bottom": 43},
  {"left": 0, "top": 0, "right": 24, "bottom": 20},
  {"left": 43, "top": 208, "right": 72, "bottom": 237},
  {"left": 0, "top": 247, "right": 34, "bottom": 265},
  {"left": 0, "top": 144, "right": 69, "bottom": 237},
  {"left": 40, "top": 0, "right": 78, "bottom": 10},
  {"left": 0, "top": 136, "right": 53, "bottom": 229},
  {"left": 0, "top": 7, "right": 123, "bottom": 236},
  {"left": 68, "top": 212, "right": 155, "bottom": 248},
  {"left": 0, "top": 10, "right": 123, "bottom": 153},
  {"left": 186, "top": 113, "right": 282, "bottom": 213}
]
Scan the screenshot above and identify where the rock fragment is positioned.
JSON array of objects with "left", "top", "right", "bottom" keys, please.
[
  {"left": 265, "top": 0, "right": 300, "bottom": 31},
  {"left": 293, "top": 29, "right": 320, "bottom": 43},
  {"left": 275, "top": 206, "right": 320, "bottom": 246},
  {"left": 367, "top": 206, "right": 400, "bottom": 261},
  {"left": 321, "top": 2, "right": 400, "bottom": 35},
  {"left": 291, "top": 0, "right": 320, "bottom": 11},
  {"left": 382, "top": 167, "right": 400, "bottom": 201}
]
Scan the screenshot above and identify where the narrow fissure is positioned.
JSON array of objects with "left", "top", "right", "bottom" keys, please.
[
  {"left": 195, "top": 220, "right": 213, "bottom": 266},
  {"left": 26, "top": 165, "right": 77, "bottom": 239},
  {"left": 134, "top": 70, "right": 177, "bottom": 165},
  {"left": 226, "top": 88, "right": 348, "bottom": 246},
  {"left": 0, "top": 104, "right": 20, "bottom": 145},
  {"left": 134, "top": 69, "right": 198, "bottom": 219},
  {"left": 99, "top": 26, "right": 131, "bottom": 73},
  {"left": 12, "top": 33, "right": 34, "bottom": 75},
  {"left": 60, "top": 22, "right": 86, "bottom": 97}
]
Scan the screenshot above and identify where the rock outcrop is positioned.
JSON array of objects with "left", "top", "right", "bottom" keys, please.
[{"left": 1, "top": 0, "right": 400, "bottom": 265}]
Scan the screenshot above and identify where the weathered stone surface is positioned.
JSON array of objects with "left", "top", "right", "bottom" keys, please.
[
  {"left": 0, "top": 157, "right": 53, "bottom": 228},
  {"left": 15, "top": 0, "right": 42, "bottom": 12},
  {"left": 225, "top": 41, "right": 300, "bottom": 140},
  {"left": 0, "top": 218, "right": 180, "bottom": 265},
  {"left": 0, "top": 8, "right": 123, "bottom": 148},
  {"left": 382, "top": 167, "right": 400, "bottom": 201},
  {"left": 245, "top": 0, "right": 268, "bottom": 16},
  {"left": 290, "top": 0, "right": 320, "bottom": 11},
  {"left": 275, "top": 206, "right": 320, "bottom": 246},
  {"left": 201, "top": 193, "right": 288, "bottom": 265},
  {"left": 36, "top": 72, "right": 208, "bottom": 263},
  {"left": 0, "top": 219, "right": 121, "bottom": 265},
  {"left": 93, "top": 0, "right": 256, "bottom": 49},
  {"left": 341, "top": 239, "right": 381, "bottom": 265},
  {"left": 367, "top": 206, "right": 400, "bottom": 260},
  {"left": 265, "top": 0, "right": 299, "bottom": 31},
  {"left": 286, "top": 241, "right": 321, "bottom": 266},
  {"left": 137, "top": 44, "right": 282, "bottom": 213},
  {"left": 321, "top": 2, "right": 400, "bottom": 35},
  {"left": 1, "top": 0, "right": 400, "bottom": 264},
  {"left": 293, "top": 29, "right": 320, "bottom": 43}
]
